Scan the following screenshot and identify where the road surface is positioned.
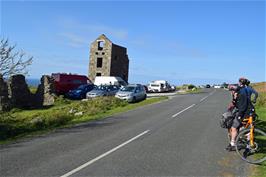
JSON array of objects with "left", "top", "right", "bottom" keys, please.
[{"left": 0, "top": 88, "right": 252, "bottom": 176}]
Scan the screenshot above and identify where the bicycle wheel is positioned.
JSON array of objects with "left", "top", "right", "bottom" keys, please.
[{"left": 235, "top": 128, "right": 266, "bottom": 164}]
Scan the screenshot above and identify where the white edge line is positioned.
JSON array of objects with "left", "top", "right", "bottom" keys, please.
[
  {"left": 172, "top": 104, "right": 196, "bottom": 118},
  {"left": 60, "top": 130, "right": 150, "bottom": 177}
]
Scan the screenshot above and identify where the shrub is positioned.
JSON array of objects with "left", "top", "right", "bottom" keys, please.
[
  {"left": 68, "top": 97, "right": 128, "bottom": 116},
  {"left": 188, "top": 84, "right": 196, "bottom": 90},
  {"left": 44, "top": 111, "right": 72, "bottom": 127},
  {"left": 54, "top": 95, "right": 72, "bottom": 105}
]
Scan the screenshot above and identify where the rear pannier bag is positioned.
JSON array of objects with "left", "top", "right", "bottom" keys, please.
[{"left": 220, "top": 111, "right": 234, "bottom": 129}]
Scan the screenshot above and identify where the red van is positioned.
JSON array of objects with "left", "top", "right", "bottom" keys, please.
[{"left": 52, "top": 73, "right": 90, "bottom": 95}]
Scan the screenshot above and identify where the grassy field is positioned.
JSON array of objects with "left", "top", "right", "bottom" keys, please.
[
  {"left": 250, "top": 82, "right": 266, "bottom": 176},
  {"left": 0, "top": 96, "right": 167, "bottom": 143},
  {"left": 29, "top": 86, "right": 38, "bottom": 94}
]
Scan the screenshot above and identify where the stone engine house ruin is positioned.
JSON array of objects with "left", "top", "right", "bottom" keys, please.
[{"left": 88, "top": 34, "right": 129, "bottom": 83}]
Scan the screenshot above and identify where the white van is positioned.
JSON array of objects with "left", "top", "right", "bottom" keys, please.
[
  {"left": 94, "top": 76, "right": 127, "bottom": 86},
  {"left": 148, "top": 80, "right": 171, "bottom": 92}
]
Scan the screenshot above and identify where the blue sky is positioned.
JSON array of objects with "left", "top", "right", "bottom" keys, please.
[{"left": 1, "top": 0, "right": 265, "bottom": 85}]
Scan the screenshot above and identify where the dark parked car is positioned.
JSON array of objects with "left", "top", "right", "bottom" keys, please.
[
  {"left": 206, "top": 84, "right": 211, "bottom": 88},
  {"left": 66, "top": 84, "right": 94, "bottom": 99},
  {"left": 86, "top": 85, "right": 120, "bottom": 98}
]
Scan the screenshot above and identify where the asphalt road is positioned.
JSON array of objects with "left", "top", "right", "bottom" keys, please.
[{"left": 0, "top": 88, "right": 252, "bottom": 177}]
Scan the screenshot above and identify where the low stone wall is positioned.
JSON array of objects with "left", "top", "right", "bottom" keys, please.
[{"left": 0, "top": 74, "right": 55, "bottom": 111}]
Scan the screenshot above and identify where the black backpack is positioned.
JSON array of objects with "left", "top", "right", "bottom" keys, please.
[{"left": 220, "top": 110, "right": 235, "bottom": 129}]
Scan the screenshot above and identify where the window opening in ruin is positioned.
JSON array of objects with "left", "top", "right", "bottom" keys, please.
[
  {"left": 97, "top": 57, "right": 103, "bottom": 68},
  {"left": 95, "top": 52, "right": 98, "bottom": 55},
  {"left": 98, "top": 41, "right": 105, "bottom": 50},
  {"left": 102, "top": 52, "right": 105, "bottom": 55},
  {"left": 96, "top": 73, "right": 102, "bottom": 76}
]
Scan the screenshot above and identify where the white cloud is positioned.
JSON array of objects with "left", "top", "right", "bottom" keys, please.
[
  {"left": 59, "top": 33, "right": 89, "bottom": 48},
  {"left": 58, "top": 18, "right": 129, "bottom": 48}
]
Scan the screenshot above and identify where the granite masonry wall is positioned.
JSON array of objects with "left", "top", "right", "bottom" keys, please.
[
  {"left": 0, "top": 75, "right": 10, "bottom": 111},
  {"left": 0, "top": 74, "right": 55, "bottom": 111}
]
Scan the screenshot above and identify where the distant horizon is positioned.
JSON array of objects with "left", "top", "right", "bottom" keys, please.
[{"left": 25, "top": 77, "right": 265, "bottom": 87}]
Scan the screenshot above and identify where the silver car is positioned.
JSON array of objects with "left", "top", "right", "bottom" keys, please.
[
  {"left": 86, "top": 85, "right": 120, "bottom": 98},
  {"left": 115, "top": 84, "right": 147, "bottom": 103}
]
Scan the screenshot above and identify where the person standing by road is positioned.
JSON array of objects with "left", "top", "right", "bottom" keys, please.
[{"left": 226, "top": 78, "right": 250, "bottom": 151}]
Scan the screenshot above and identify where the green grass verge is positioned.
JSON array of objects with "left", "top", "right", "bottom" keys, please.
[
  {"left": 252, "top": 99, "right": 266, "bottom": 176},
  {"left": 0, "top": 96, "right": 167, "bottom": 144}
]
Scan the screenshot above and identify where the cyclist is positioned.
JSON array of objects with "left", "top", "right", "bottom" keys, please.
[
  {"left": 227, "top": 85, "right": 238, "bottom": 111},
  {"left": 226, "top": 78, "right": 250, "bottom": 151},
  {"left": 246, "top": 79, "right": 258, "bottom": 104}
]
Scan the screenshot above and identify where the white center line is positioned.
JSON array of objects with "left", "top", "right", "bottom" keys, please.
[
  {"left": 172, "top": 104, "right": 196, "bottom": 118},
  {"left": 200, "top": 95, "right": 209, "bottom": 102},
  {"left": 60, "top": 130, "right": 150, "bottom": 177},
  {"left": 209, "top": 90, "right": 216, "bottom": 95},
  {"left": 200, "top": 90, "right": 216, "bottom": 102}
]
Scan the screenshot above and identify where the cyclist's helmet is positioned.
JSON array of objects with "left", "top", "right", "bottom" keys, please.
[{"left": 239, "top": 77, "right": 248, "bottom": 86}]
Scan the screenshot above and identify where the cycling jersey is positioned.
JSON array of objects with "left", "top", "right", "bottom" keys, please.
[{"left": 246, "top": 86, "right": 258, "bottom": 102}]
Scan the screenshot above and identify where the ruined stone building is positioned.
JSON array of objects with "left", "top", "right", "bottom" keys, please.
[
  {"left": 0, "top": 74, "right": 55, "bottom": 111},
  {"left": 88, "top": 34, "right": 129, "bottom": 83}
]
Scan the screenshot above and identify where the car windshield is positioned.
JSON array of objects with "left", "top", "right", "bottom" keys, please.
[
  {"left": 95, "top": 86, "right": 108, "bottom": 91},
  {"left": 120, "top": 86, "right": 136, "bottom": 92},
  {"left": 77, "top": 84, "right": 88, "bottom": 90}
]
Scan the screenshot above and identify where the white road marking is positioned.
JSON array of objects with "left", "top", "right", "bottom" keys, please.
[
  {"left": 200, "top": 96, "right": 209, "bottom": 102},
  {"left": 60, "top": 130, "right": 150, "bottom": 177},
  {"left": 172, "top": 104, "right": 196, "bottom": 118},
  {"left": 209, "top": 90, "right": 216, "bottom": 95},
  {"left": 201, "top": 90, "right": 216, "bottom": 102}
]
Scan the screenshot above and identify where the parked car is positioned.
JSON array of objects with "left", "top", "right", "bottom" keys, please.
[
  {"left": 86, "top": 85, "right": 120, "bottom": 98},
  {"left": 143, "top": 85, "right": 149, "bottom": 93},
  {"left": 115, "top": 84, "right": 147, "bottom": 103},
  {"left": 52, "top": 73, "right": 90, "bottom": 95},
  {"left": 206, "top": 84, "right": 211, "bottom": 88},
  {"left": 148, "top": 80, "right": 171, "bottom": 93},
  {"left": 214, "top": 85, "right": 222, "bottom": 88},
  {"left": 66, "top": 84, "right": 94, "bottom": 99},
  {"left": 170, "top": 85, "right": 176, "bottom": 92},
  {"left": 94, "top": 76, "right": 127, "bottom": 87}
]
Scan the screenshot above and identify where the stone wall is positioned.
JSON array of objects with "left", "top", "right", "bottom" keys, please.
[
  {"left": 0, "top": 75, "right": 10, "bottom": 111},
  {"left": 9, "top": 75, "right": 32, "bottom": 108},
  {"left": 35, "top": 75, "right": 55, "bottom": 107},
  {"left": 110, "top": 44, "right": 129, "bottom": 82},
  {"left": 0, "top": 74, "right": 56, "bottom": 111},
  {"left": 89, "top": 34, "right": 113, "bottom": 82},
  {"left": 88, "top": 34, "right": 129, "bottom": 83}
]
